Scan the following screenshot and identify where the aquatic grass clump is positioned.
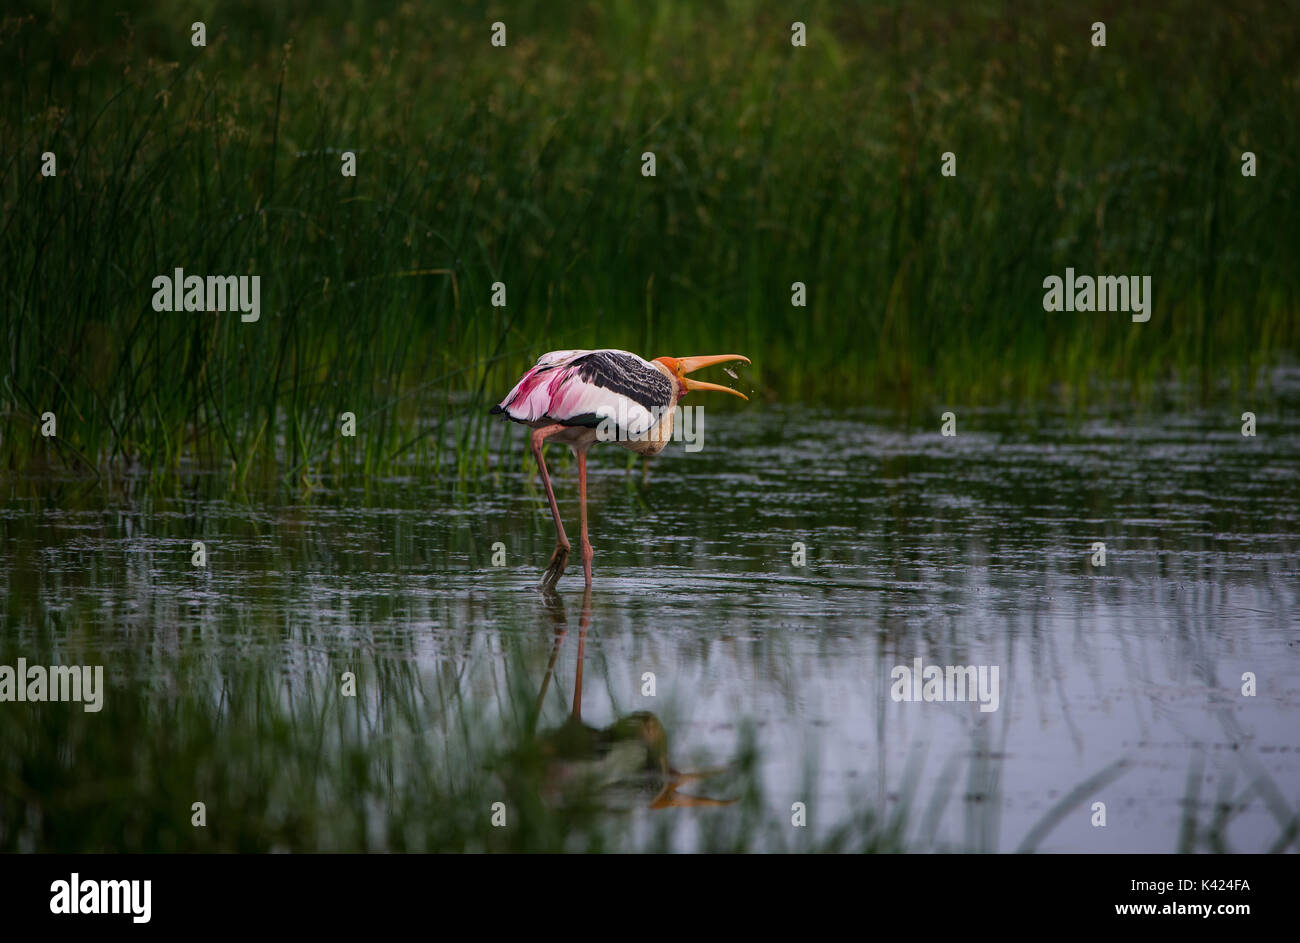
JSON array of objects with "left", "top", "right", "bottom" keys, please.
[
  {"left": 0, "top": 607, "right": 938, "bottom": 853},
  {"left": 4, "top": 618, "right": 1282, "bottom": 853},
  {"left": 1, "top": 0, "right": 1297, "bottom": 479}
]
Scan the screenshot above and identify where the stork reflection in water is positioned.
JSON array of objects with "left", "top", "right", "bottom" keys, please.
[{"left": 529, "top": 589, "right": 733, "bottom": 810}]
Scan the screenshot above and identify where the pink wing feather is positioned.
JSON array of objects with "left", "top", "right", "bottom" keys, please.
[{"left": 492, "top": 349, "right": 672, "bottom": 436}]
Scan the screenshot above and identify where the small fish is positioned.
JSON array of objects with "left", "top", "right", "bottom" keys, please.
[{"left": 724, "top": 366, "right": 739, "bottom": 379}]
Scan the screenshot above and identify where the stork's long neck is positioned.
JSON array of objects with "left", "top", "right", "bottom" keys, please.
[
  {"left": 628, "top": 361, "right": 678, "bottom": 456},
  {"left": 650, "top": 359, "right": 682, "bottom": 397}
]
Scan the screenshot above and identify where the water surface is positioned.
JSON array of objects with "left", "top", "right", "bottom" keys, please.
[{"left": 4, "top": 377, "right": 1297, "bottom": 852}]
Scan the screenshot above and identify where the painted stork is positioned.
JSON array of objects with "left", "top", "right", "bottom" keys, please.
[{"left": 491, "top": 349, "right": 750, "bottom": 589}]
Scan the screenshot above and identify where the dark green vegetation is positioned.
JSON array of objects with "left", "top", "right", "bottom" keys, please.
[{"left": 2, "top": 1, "right": 1297, "bottom": 477}]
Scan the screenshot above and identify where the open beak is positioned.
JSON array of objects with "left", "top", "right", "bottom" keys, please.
[{"left": 675, "top": 354, "right": 750, "bottom": 400}]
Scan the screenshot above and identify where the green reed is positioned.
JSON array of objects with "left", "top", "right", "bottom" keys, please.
[{"left": 2, "top": 0, "right": 1296, "bottom": 479}]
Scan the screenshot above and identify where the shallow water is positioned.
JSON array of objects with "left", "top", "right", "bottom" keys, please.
[{"left": 3, "top": 377, "right": 1298, "bottom": 852}]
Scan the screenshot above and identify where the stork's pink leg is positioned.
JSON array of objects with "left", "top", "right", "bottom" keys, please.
[
  {"left": 531, "top": 424, "right": 570, "bottom": 588},
  {"left": 572, "top": 589, "right": 591, "bottom": 719},
  {"left": 577, "top": 447, "right": 594, "bottom": 587}
]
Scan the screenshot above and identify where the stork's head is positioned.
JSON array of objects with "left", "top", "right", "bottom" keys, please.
[{"left": 652, "top": 354, "right": 750, "bottom": 402}]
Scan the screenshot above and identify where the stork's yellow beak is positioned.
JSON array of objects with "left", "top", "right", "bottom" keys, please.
[{"left": 665, "top": 354, "right": 751, "bottom": 400}]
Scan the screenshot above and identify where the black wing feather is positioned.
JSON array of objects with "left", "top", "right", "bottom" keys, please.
[{"left": 571, "top": 351, "right": 674, "bottom": 412}]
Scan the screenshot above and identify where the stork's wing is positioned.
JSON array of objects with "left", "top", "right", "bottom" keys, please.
[{"left": 492, "top": 349, "right": 675, "bottom": 436}]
